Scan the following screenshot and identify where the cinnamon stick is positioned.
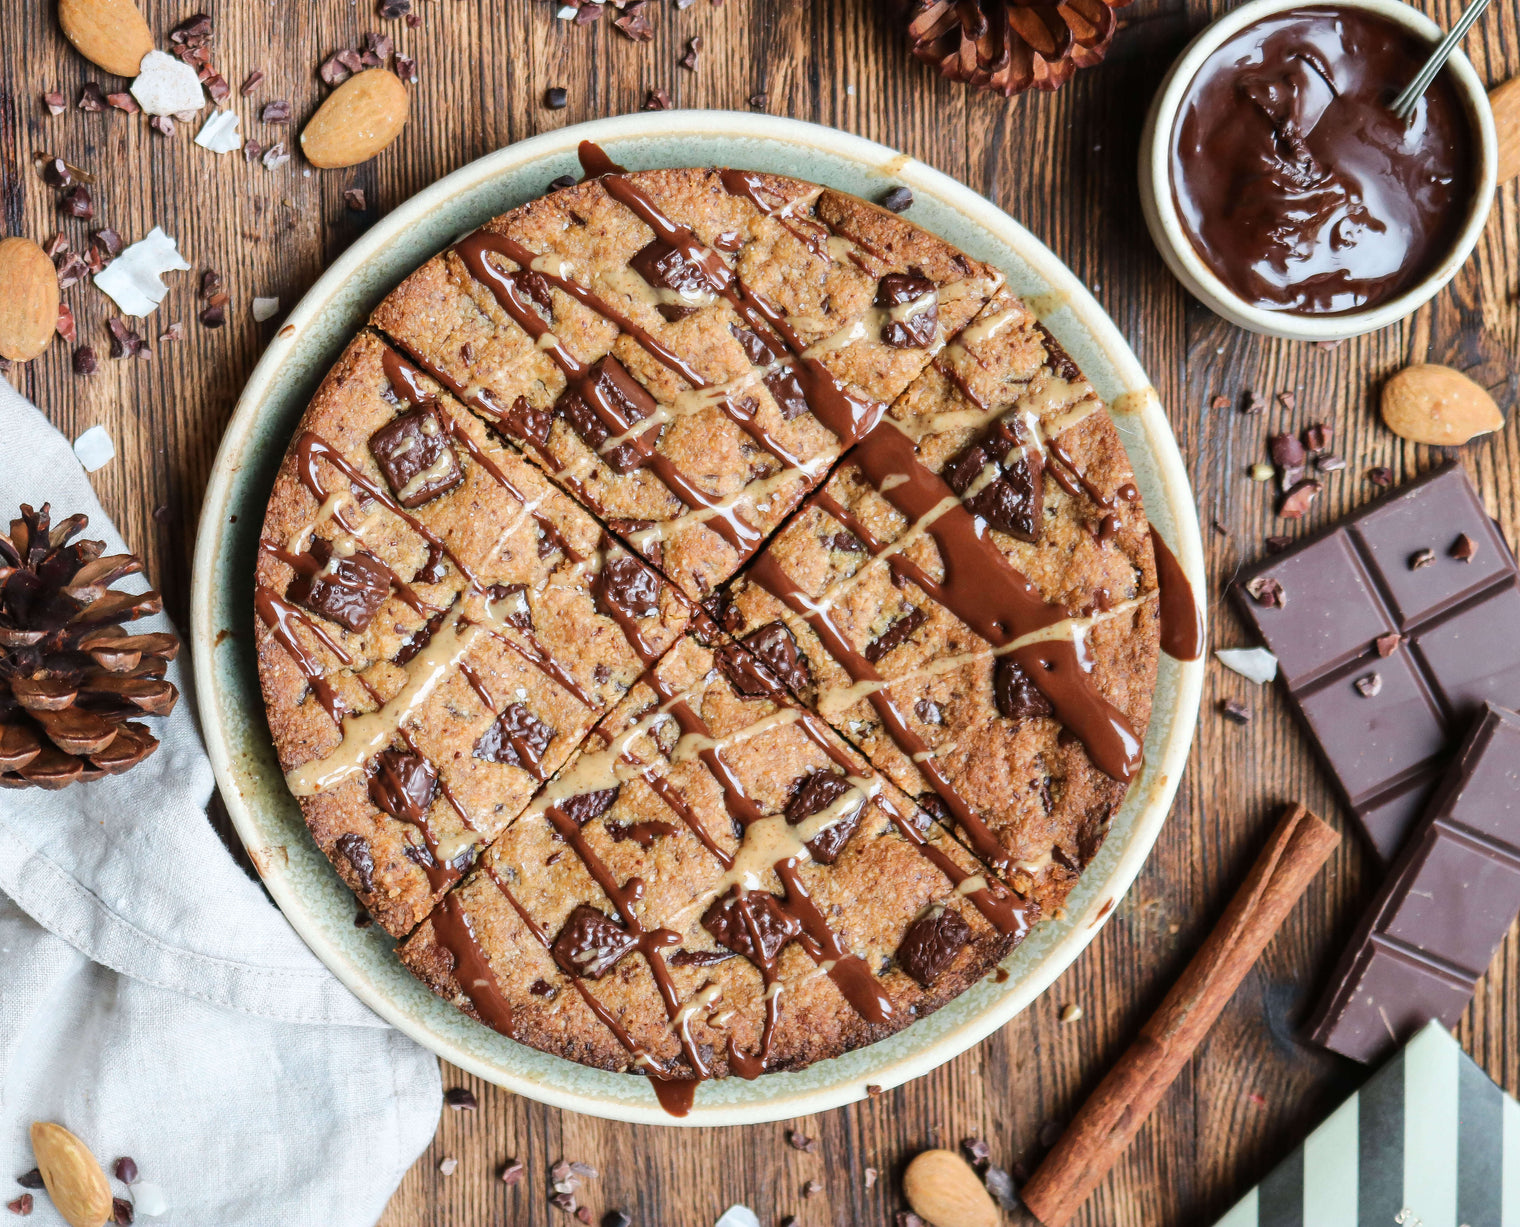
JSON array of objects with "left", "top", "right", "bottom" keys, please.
[{"left": 1020, "top": 804, "right": 1340, "bottom": 1226}]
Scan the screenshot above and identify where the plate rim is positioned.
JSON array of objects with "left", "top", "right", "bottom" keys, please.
[{"left": 190, "top": 109, "right": 1205, "bottom": 1125}]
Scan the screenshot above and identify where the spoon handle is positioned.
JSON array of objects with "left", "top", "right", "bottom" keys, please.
[{"left": 1390, "top": 0, "right": 1492, "bottom": 121}]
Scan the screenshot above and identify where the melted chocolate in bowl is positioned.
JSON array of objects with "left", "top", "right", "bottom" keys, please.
[{"left": 1171, "top": 6, "right": 1473, "bottom": 315}]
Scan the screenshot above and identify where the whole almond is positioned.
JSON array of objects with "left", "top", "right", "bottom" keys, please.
[
  {"left": 57, "top": 0, "right": 154, "bottom": 79},
  {"left": 0, "top": 238, "right": 62, "bottom": 363},
  {"left": 902, "top": 1149, "right": 1000, "bottom": 1227},
  {"left": 1381, "top": 363, "right": 1504, "bottom": 446},
  {"left": 300, "top": 69, "right": 410, "bottom": 169},
  {"left": 29, "top": 1123, "right": 112, "bottom": 1227}
]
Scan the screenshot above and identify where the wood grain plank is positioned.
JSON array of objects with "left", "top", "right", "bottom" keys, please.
[{"left": 1, "top": 1, "right": 1514, "bottom": 1224}]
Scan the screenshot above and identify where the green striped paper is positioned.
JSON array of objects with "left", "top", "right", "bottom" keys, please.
[{"left": 1214, "top": 1023, "right": 1519, "bottom": 1227}]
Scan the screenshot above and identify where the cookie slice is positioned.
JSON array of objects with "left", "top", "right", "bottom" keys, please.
[
  {"left": 398, "top": 631, "right": 1032, "bottom": 1083},
  {"left": 719, "top": 294, "right": 1160, "bottom": 913},
  {"left": 370, "top": 167, "right": 1000, "bottom": 603},
  {"left": 255, "top": 332, "right": 690, "bottom": 934}
]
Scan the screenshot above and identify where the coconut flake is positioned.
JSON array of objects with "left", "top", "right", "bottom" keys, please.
[
  {"left": 195, "top": 109, "right": 242, "bottom": 154},
  {"left": 252, "top": 296, "right": 280, "bottom": 322},
  {"left": 73, "top": 425, "right": 115, "bottom": 472},
  {"left": 1215, "top": 647, "right": 1279, "bottom": 685},
  {"left": 131, "top": 50, "right": 207, "bottom": 117},
  {"left": 92, "top": 228, "right": 192, "bottom": 318},
  {"left": 713, "top": 1209, "right": 760, "bottom": 1227},
  {"left": 129, "top": 1181, "right": 168, "bottom": 1217}
]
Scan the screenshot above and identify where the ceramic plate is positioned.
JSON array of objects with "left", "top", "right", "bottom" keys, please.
[{"left": 190, "top": 111, "right": 1204, "bottom": 1125}]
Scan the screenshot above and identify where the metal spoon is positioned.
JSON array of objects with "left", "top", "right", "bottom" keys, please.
[{"left": 1389, "top": 0, "right": 1492, "bottom": 121}]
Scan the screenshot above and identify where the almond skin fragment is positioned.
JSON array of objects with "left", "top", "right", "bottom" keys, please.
[
  {"left": 57, "top": 0, "right": 154, "bottom": 78},
  {"left": 29, "top": 1122, "right": 113, "bottom": 1227},
  {"left": 0, "top": 237, "right": 62, "bottom": 362},
  {"left": 1381, "top": 363, "right": 1504, "bottom": 446},
  {"left": 300, "top": 69, "right": 410, "bottom": 169},
  {"left": 902, "top": 1149, "right": 999, "bottom": 1227}
]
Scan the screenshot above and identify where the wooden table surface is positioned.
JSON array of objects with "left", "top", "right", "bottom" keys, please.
[{"left": 5, "top": 0, "right": 1517, "bottom": 1223}]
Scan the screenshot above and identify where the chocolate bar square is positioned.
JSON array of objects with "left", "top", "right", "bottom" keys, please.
[
  {"left": 1233, "top": 463, "right": 1520, "bottom": 858},
  {"left": 368, "top": 408, "right": 464, "bottom": 508},
  {"left": 287, "top": 537, "right": 391, "bottom": 633},
  {"left": 1307, "top": 703, "right": 1520, "bottom": 1062}
]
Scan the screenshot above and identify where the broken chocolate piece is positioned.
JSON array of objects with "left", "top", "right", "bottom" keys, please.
[
  {"left": 896, "top": 905, "right": 973, "bottom": 987},
  {"left": 994, "top": 658, "right": 1053, "bottom": 721},
  {"left": 865, "top": 606, "right": 926, "bottom": 663},
  {"left": 287, "top": 537, "right": 390, "bottom": 633},
  {"left": 701, "top": 887, "right": 802, "bottom": 968},
  {"left": 743, "top": 621, "right": 811, "bottom": 695},
  {"left": 784, "top": 769, "right": 863, "bottom": 864},
  {"left": 874, "top": 273, "right": 938, "bottom": 348},
  {"left": 474, "top": 703, "right": 554, "bottom": 774},
  {"left": 714, "top": 640, "right": 784, "bottom": 699},
  {"left": 595, "top": 553, "right": 662, "bottom": 621},
  {"left": 368, "top": 409, "right": 464, "bottom": 508},
  {"left": 552, "top": 904, "right": 637, "bottom": 980},
  {"left": 368, "top": 748, "right": 438, "bottom": 820},
  {"left": 556, "top": 786, "right": 619, "bottom": 826}
]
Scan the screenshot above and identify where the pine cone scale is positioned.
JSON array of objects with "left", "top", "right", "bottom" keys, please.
[
  {"left": 907, "top": 0, "right": 1128, "bottom": 95},
  {"left": 0, "top": 503, "right": 179, "bottom": 789}
]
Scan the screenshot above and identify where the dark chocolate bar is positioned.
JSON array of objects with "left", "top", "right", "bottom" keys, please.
[
  {"left": 1307, "top": 703, "right": 1520, "bottom": 1063},
  {"left": 1232, "top": 462, "right": 1520, "bottom": 857}
]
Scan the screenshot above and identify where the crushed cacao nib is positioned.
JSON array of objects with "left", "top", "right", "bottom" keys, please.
[
  {"left": 260, "top": 99, "right": 292, "bottom": 124},
  {"left": 1246, "top": 574, "right": 1285, "bottom": 607},
  {"left": 743, "top": 621, "right": 811, "bottom": 695},
  {"left": 42, "top": 90, "right": 66, "bottom": 115},
  {"left": 552, "top": 904, "right": 637, "bottom": 979},
  {"left": 61, "top": 185, "right": 94, "bottom": 219},
  {"left": 1219, "top": 698, "right": 1252, "bottom": 724},
  {"left": 444, "top": 1087, "right": 478, "bottom": 1111},
  {"left": 1241, "top": 390, "right": 1267, "bottom": 415},
  {"left": 556, "top": 786, "right": 619, "bottom": 827},
  {"left": 1408, "top": 547, "right": 1436, "bottom": 570},
  {"left": 545, "top": 86, "right": 569, "bottom": 109},
  {"left": 830, "top": 531, "right": 866, "bottom": 553},
  {"left": 241, "top": 69, "right": 264, "bottom": 95},
  {"left": 614, "top": 2, "right": 654, "bottom": 40},
  {"left": 474, "top": 703, "right": 555, "bottom": 773},
  {"left": 547, "top": 173, "right": 577, "bottom": 192},
  {"left": 1278, "top": 479, "right": 1321, "bottom": 519},
  {"left": 1264, "top": 534, "right": 1293, "bottom": 554},
  {"left": 38, "top": 157, "right": 72, "bottom": 188},
  {"left": 679, "top": 35, "right": 702, "bottom": 70},
  {"left": 367, "top": 748, "right": 439, "bottom": 820},
  {"left": 149, "top": 115, "right": 175, "bottom": 137},
  {"left": 91, "top": 227, "right": 124, "bottom": 256},
  {"left": 78, "top": 83, "right": 107, "bottom": 112},
  {"left": 896, "top": 905, "right": 973, "bottom": 987},
  {"left": 879, "top": 185, "right": 913, "bottom": 213},
  {"left": 1375, "top": 632, "right": 1403, "bottom": 656},
  {"left": 874, "top": 272, "right": 938, "bottom": 348},
  {"left": 1448, "top": 532, "right": 1477, "bottom": 562},
  {"left": 915, "top": 698, "right": 943, "bottom": 724},
  {"left": 335, "top": 833, "right": 377, "bottom": 894},
  {"left": 112, "top": 1197, "right": 133, "bottom": 1225},
  {"left": 994, "top": 658, "right": 1053, "bottom": 721},
  {"left": 702, "top": 887, "right": 801, "bottom": 968},
  {"left": 361, "top": 31, "right": 394, "bottom": 65},
  {"left": 73, "top": 346, "right": 98, "bottom": 376},
  {"left": 344, "top": 188, "right": 368, "bottom": 211},
  {"left": 1354, "top": 672, "right": 1383, "bottom": 698},
  {"left": 864, "top": 605, "right": 926, "bottom": 663},
  {"left": 643, "top": 88, "right": 672, "bottom": 111},
  {"left": 595, "top": 553, "right": 663, "bottom": 621},
  {"left": 368, "top": 408, "right": 464, "bottom": 507},
  {"left": 106, "top": 317, "right": 150, "bottom": 361},
  {"left": 377, "top": 0, "right": 411, "bottom": 17},
  {"left": 513, "top": 269, "right": 554, "bottom": 316},
  {"left": 394, "top": 52, "right": 418, "bottom": 83},
  {"left": 1367, "top": 466, "right": 1394, "bottom": 487},
  {"left": 1302, "top": 421, "right": 1332, "bottom": 454},
  {"left": 287, "top": 537, "right": 390, "bottom": 632},
  {"left": 714, "top": 640, "right": 785, "bottom": 699},
  {"left": 785, "top": 769, "right": 862, "bottom": 864},
  {"left": 529, "top": 978, "right": 556, "bottom": 998},
  {"left": 15, "top": 1171, "right": 43, "bottom": 1190},
  {"left": 1269, "top": 432, "right": 1306, "bottom": 469}
]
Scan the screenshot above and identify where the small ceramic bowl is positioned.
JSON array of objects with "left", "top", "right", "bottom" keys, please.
[{"left": 1138, "top": 0, "right": 1498, "bottom": 342}]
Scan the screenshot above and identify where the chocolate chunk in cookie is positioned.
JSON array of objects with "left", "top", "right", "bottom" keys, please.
[
  {"left": 865, "top": 606, "right": 926, "bottom": 663},
  {"left": 368, "top": 408, "right": 464, "bottom": 508},
  {"left": 875, "top": 272, "right": 938, "bottom": 348},
  {"left": 595, "top": 554, "right": 663, "bottom": 621},
  {"left": 557, "top": 785, "right": 620, "bottom": 827},
  {"left": 785, "top": 769, "right": 863, "bottom": 864},
  {"left": 552, "top": 904, "right": 637, "bottom": 979},
  {"left": 994, "top": 659, "right": 1053, "bottom": 722},
  {"left": 368, "top": 748, "right": 438, "bottom": 820},
  {"left": 897, "top": 905, "right": 973, "bottom": 987},
  {"left": 714, "top": 640, "right": 785, "bottom": 699},
  {"left": 288, "top": 537, "right": 390, "bottom": 632},
  {"left": 702, "top": 887, "right": 802, "bottom": 969},
  {"left": 474, "top": 703, "right": 555, "bottom": 774},
  {"left": 744, "top": 622, "right": 811, "bottom": 695}
]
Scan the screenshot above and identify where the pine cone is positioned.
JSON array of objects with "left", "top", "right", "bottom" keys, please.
[
  {"left": 0, "top": 504, "right": 179, "bottom": 790},
  {"left": 907, "top": 0, "right": 1131, "bottom": 95}
]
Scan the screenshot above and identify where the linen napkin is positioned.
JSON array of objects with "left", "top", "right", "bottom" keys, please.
[{"left": 0, "top": 379, "right": 441, "bottom": 1225}]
